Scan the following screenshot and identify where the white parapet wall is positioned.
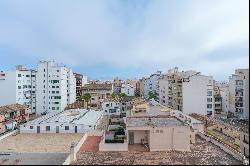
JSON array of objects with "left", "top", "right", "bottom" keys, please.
[
  {"left": 62, "top": 130, "right": 104, "bottom": 165},
  {"left": 99, "top": 139, "right": 128, "bottom": 151}
]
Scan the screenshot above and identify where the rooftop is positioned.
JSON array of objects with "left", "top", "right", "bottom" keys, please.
[
  {"left": 126, "top": 117, "right": 185, "bottom": 127},
  {"left": 25, "top": 109, "right": 103, "bottom": 126},
  {"left": 0, "top": 104, "right": 28, "bottom": 115},
  {"left": 83, "top": 84, "right": 112, "bottom": 91}
]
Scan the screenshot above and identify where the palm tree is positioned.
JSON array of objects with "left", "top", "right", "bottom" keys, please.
[{"left": 80, "top": 93, "right": 91, "bottom": 109}]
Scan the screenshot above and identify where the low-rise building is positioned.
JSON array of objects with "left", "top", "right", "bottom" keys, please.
[
  {"left": 82, "top": 84, "right": 113, "bottom": 107},
  {"left": 20, "top": 109, "right": 103, "bottom": 133},
  {"left": 121, "top": 84, "right": 135, "bottom": 96},
  {"left": 126, "top": 117, "right": 191, "bottom": 151},
  {"left": 0, "top": 104, "right": 31, "bottom": 134}
]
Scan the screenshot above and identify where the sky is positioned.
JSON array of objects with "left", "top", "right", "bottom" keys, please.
[{"left": 0, "top": 0, "right": 249, "bottom": 81}]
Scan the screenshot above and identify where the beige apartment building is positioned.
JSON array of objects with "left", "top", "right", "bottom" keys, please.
[{"left": 229, "top": 69, "right": 249, "bottom": 119}]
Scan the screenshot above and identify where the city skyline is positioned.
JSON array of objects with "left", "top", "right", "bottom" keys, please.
[{"left": 0, "top": 0, "right": 249, "bottom": 81}]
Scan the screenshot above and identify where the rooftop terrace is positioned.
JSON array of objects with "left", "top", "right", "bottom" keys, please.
[{"left": 126, "top": 117, "right": 185, "bottom": 127}]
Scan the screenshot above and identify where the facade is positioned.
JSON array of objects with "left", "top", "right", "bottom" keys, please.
[
  {"left": 229, "top": 69, "right": 249, "bottom": 119},
  {"left": 0, "top": 65, "right": 36, "bottom": 113},
  {"left": 102, "top": 101, "right": 121, "bottom": 115},
  {"left": 158, "top": 67, "right": 214, "bottom": 116},
  {"left": 127, "top": 117, "right": 191, "bottom": 151},
  {"left": 74, "top": 73, "right": 83, "bottom": 100},
  {"left": 36, "top": 61, "right": 76, "bottom": 115},
  {"left": 121, "top": 84, "right": 135, "bottom": 96},
  {"left": 213, "top": 85, "right": 223, "bottom": 117},
  {"left": 135, "top": 78, "right": 145, "bottom": 97},
  {"left": 20, "top": 109, "right": 103, "bottom": 133},
  {"left": 0, "top": 104, "right": 31, "bottom": 134},
  {"left": 144, "top": 71, "right": 162, "bottom": 100},
  {"left": 82, "top": 83, "right": 113, "bottom": 107}
]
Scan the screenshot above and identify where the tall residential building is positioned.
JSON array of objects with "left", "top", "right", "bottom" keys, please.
[
  {"left": 229, "top": 69, "right": 249, "bottom": 119},
  {"left": 36, "top": 61, "right": 76, "bottom": 115},
  {"left": 159, "top": 67, "right": 214, "bottom": 116},
  {"left": 121, "top": 83, "right": 135, "bottom": 96},
  {"left": 0, "top": 65, "right": 36, "bottom": 113},
  {"left": 74, "top": 73, "right": 83, "bottom": 99},
  {"left": 213, "top": 85, "right": 223, "bottom": 117},
  {"left": 144, "top": 71, "right": 162, "bottom": 100},
  {"left": 135, "top": 78, "right": 145, "bottom": 97}
]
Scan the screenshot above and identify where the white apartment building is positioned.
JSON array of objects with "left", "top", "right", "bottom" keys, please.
[
  {"left": 121, "top": 84, "right": 135, "bottom": 96},
  {"left": 158, "top": 67, "right": 214, "bottom": 116},
  {"left": 0, "top": 65, "right": 36, "bottom": 113},
  {"left": 229, "top": 69, "right": 249, "bottom": 119},
  {"left": 182, "top": 74, "right": 214, "bottom": 116},
  {"left": 144, "top": 71, "right": 162, "bottom": 100},
  {"left": 36, "top": 61, "right": 76, "bottom": 115},
  {"left": 159, "top": 75, "right": 170, "bottom": 106}
]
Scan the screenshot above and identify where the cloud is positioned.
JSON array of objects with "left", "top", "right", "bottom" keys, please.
[{"left": 0, "top": 0, "right": 248, "bottom": 80}]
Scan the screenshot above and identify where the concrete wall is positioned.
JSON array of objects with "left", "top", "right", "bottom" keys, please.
[
  {"left": 63, "top": 130, "right": 103, "bottom": 165},
  {"left": 99, "top": 140, "right": 128, "bottom": 152},
  {"left": 150, "top": 126, "right": 190, "bottom": 151},
  {"left": 130, "top": 130, "right": 147, "bottom": 144}
]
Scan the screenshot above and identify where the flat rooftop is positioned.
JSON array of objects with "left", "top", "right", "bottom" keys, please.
[
  {"left": 126, "top": 117, "right": 185, "bottom": 127},
  {"left": 25, "top": 109, "right": 103, "bottom": 126},
  {"left": 0, "top": 133, "right": 83, "bottom": 153}
]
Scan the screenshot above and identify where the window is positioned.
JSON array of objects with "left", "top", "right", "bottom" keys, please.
[
  {"left": 160, "top": 130, "right": 163, "bottom": 133},
  {"left": 30, "top": 126, "right": 34, "bottom": 129},
  {"left": 156, "top": 130, "right": 159, "bottom": 133},
  {"left": 65, "top": 126, "right": 69, "bottom": 130},
  {"left": 207, "top": 98, "right": 212, "bottom": 102},
  {"left": 56, "top": 91, "right": 59, "bottom": 94},
  {"left": 56, "top": 86, "right": 59, "bottom": 88},
  {"left": 57, "top": 107, "right": 60, "bottom": 110},
  {"left": 18, "top": 86, "right": 21, "bottom": 89},
  {"left": 207, "top": 90, "right": 212, "bottom": 96},
  {"left": 207, "top": 104, "right": 212, "bottom": 109},
  {"left": 26, "top": 75, "right": 30, "bottom": 77},
  {"left": 52, "top": 107, "right": 55, "bottom": 110},
  {"left": 18, "top": 74, "right": 21, "bottom": 77},
  {"left": 46, "top": 126, "right": 50, "bottom": 131},
  {"left": 52, "top": 86, "right": 55, "bottom": 88}
]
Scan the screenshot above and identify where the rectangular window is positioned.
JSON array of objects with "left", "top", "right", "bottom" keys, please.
[
  {"left": 26, "top": 75, "right": 30, "bottom": 77},
  {"left": 65, "top": 126, "right": 69, "bottom": 130},
  {"left": 30, "top": 126, "right": 34, "bottom": 129},
  {"left": 46, "top": 126, "right": 50, "bottom": 131},
  {"left": 207, "top": 98, "right": 212, "bottom": 102},
  {"left": 57, "top": 107, "right": 60, "bottom": 110},
  {"left": 207, "top": 90, "right": 212, "bottom": 96},
  {"left": 18, "top": 74, "right": 21, "bottom": 77},
  {"left": 207, "top": 104, "right": 212, "bottom": 109},
  {"left": 52, "top": 107, "right": 55, "bottom": 110},
  {"left": 18, "top": 86, "right": 21, "bottom": 89}
]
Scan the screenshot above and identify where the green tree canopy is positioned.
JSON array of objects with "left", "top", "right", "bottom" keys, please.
[{"left": 148, "top": 91, "right": 158, "bottom": 100}]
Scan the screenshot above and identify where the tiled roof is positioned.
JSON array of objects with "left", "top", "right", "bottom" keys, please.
[
  {"left": 0, "top": 104, "right": 28, "bottom": 115},
  {"left": 83, "top": 84, "right": 112, "bottom": 91}
]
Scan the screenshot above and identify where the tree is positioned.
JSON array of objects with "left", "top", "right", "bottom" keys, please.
[
  {"left": 80, "top": 93, "right": 91, "bottom": 109},
  {"left": 119, "top": 93, "right": 127, "bottom": 97},
  {"left": 148, "top": 91, "right": 158, "bottom": 100}
]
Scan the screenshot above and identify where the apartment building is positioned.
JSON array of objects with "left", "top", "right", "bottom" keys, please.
[
  {"left": 82, "top": 83, "right": 113, "bottom": 107},
  {"left": 74, "top": 73, "right": 83, "bottom": 99},
  {"left": 121, "top": 84, "right": 135, "bottom": 96},
  {"left": 229, "top": 69, "right": 249, "bottom": 119},
  {"left": 36, "top": 61, "right": 76, "bottom": 115},
  {"left": 135, "top": 78, "right": 145, "bottom": 97},
  {"left": 0, "top": 65, "right": 36, "bottom": 113},
  {"left": 144, "top": 71, "right": 162, "bottom": 100},
  {"left": 158, "top": 67, "right": 214, "bottom": 116},
  {"left": 213, "top": 85, "right": 223, "bottom": 117}
]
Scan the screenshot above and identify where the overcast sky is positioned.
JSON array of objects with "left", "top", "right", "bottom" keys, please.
[{"left": 0, "top": 0, "right": 249, "bottom": 80}]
